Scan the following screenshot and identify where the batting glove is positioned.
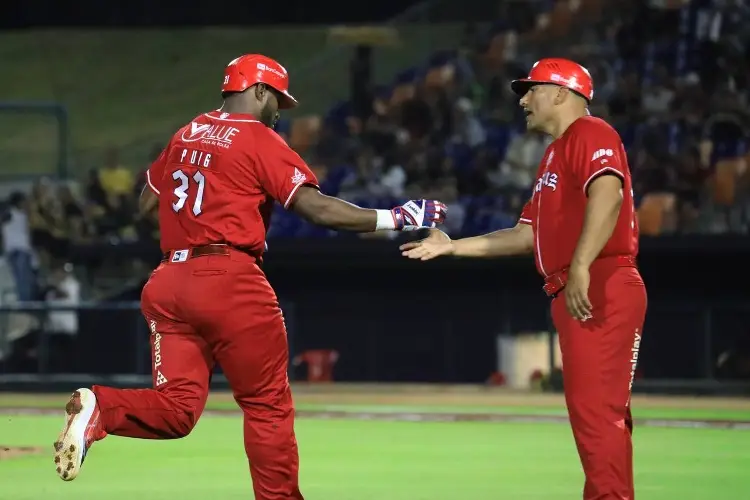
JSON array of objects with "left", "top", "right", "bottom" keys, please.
[{"left": 391, "top": 199, "right": 448, "bottom": 231}]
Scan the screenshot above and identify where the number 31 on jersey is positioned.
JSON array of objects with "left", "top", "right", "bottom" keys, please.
[
  {"left": 171, "top": 148, "right": 212, "bottom": 216},
  {"left": 172, "top": 170, "right": 205, "bottom": 216}
]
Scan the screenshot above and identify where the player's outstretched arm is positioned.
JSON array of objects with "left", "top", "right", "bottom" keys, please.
[
  {"left": 400, "top": 224, "right": 533, "bottom": 261},
  {"left": 139, "top": 185, "right": 158, "bottom": 215},
  {"left": 290, "top": 186, "right": 447, "bottom": 233}
]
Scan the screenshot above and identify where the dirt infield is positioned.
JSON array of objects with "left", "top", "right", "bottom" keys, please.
[
  {"left": 2, "top": 383, "right": 750, "bottom": 410},
  {"left": 0, "top": 446, "right": 44, "bottom": 461},
  {"left": 290, "top": 410, "right": 750, "bottom": 430},
  {"left": 2, "top": 406, "right": 749, "bottom": 430},
  {"left": 1, "top": 384, "right": 749, "bottom": 430},
  {"left": 231, "top": 383, "right": 750, "bottom": 410}
]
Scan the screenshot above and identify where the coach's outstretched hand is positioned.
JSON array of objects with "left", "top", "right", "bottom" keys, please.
[
  {"left": 392, "top": 199, "right": 447, "bottom": 231},
  {"left": 400, "top": 229, "right": 454, "bottom": 260}
]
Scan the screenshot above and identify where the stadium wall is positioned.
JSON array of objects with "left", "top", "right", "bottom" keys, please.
[{"left": 1, "top": 235, "right": 748, "bottom": 395}]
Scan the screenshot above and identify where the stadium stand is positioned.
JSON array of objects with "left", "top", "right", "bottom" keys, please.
[{"left": 1, "top": 0, "right": 749, "bottom": 301}]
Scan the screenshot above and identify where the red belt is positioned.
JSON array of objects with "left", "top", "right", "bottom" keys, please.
[
  {"left": 162, "top": 244, "right": 258, "bottom": 263},
  {"left": 543, "top": 255, "right": 636, "bottom": 297}
]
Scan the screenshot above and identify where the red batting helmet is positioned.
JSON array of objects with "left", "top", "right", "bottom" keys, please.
[
  {"left": 511, "top": 58, "right": 594, "bottom": 102},
  {"left": 222, "top": 54, "right": 298, "bottom": 109}
]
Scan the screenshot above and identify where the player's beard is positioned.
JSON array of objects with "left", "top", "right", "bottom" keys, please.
[{"left": 260, "top": 104, "right": 280, "bottom": 128}]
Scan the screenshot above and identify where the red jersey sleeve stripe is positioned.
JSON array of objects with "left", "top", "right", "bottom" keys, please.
[
  {"left": 283, "top": 181, "right": 320, "bottom": 209},
  {"left": 583, "top": 166, "right": 624, "bottom": 195},
  {"left": 145, "top": 170, "right": 160, "bottom": 195}
]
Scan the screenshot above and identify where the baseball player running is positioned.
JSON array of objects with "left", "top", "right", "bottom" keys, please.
[
  {"left": 54, "top": 54, "right": 447, "bottom": 499},
  {"left": 401, "top": 58, "right": 646, "bottom": 499}
]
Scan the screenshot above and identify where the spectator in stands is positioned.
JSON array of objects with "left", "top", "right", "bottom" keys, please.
[
  {"left": 58, "top": 184, "right": 93, "bottom": 245},
  {"left": 422, "top": 86, "right": 453, "bottom": 145},
  {"left": 315, "top": 124, "right": 354, "bottom": 168},
  {"left": 134, "top": 206, "right": 159, "bottom": 244},
  {"left": 400, "top": 94, "right": 434, "bottom": 145},
  {"left": 1, "top": 192, "right": 35, "bottom": 301},
  {"left": 642, "top": 64, "right": 675, "bottom": 116},
  {"left": 44, "top": 262, "right": 81, "bottom": 341},
  {"left": 453, "top": 146, "right": 493, "bottom": 197},
  {"left": 338, "top": 147, "right": 382, "bottom": 201},
  {"left": 608, "top": 71, "right": 642, "bottom": 122},
  {"left": 435, "top": 177, "right": 465, "bottom": 236},
  {"left": 673, "top": 147, "right": 711, "bottom": 232},
  {"left": 98, "top": 147, "right": 134, "bottom": 202},
  {"left": 262, "top": 0, "right": 750, "bottom": 237},
  {"left": 362, "top": 91, "right": 400, "bottom": 158},
  {"left": 484, "top": 69, "right": 520, "bottom": 122},
  {"left": 6, "top": 261, "right": 81, "bottom": 373},
  {"left": 489, "top": 129, "right": 550, "bottom": 191},
  {"left": 28, "top": 177, "right": 68, "bottom": 262},
  {"left": 633, "top": 148, "right": 675, "bottom": 196},
  {"left": 85, "top": 168, "right": 108, "bottom": 210},
  {"left": 700, "top": 89, "right": 748, "bottom": 167},
  {"left": 672, "top": 74, "right": 706, "bottom": 139},
  {"left": 378, "top": 157, "right": 407, "bottom": 199},
  {"left": 98, "top": 147, "right": 135, "bottom": 235},
  {"left": 693, "top": 0, "right": 748, "bottom": 94},
  {"left": 450, "top": 97, "right": 486, "bottom": 149}
]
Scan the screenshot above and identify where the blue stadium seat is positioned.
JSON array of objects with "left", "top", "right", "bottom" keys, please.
[
  {"left": 268, "top": 207, "right": 303, "bottom": 238},
  {"left": 615, "top": 123, "right": 638, "bottom": 150},
  {"left": 483, "top": 122, "right": 512, "bottom": 157},
  {"left": 319, "top": 164, "right": 352, "bottom": 196},
  {"left": 324, "top": 100, "right": 353, "bottom": 134},
  {"left": 445, "top": 142, "right": 475, "bottom": 171}
]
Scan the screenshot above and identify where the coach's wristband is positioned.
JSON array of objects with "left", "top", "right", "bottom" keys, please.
[{"left": 375, "top": 209, "right": 397, "bottom": 231}]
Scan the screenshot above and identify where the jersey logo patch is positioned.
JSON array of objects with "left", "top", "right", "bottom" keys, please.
[
  {"left": 188, "top": 122, "right": 211, "bottom": 139},
  {"left": 291, "top": 168, "right": 307, "bottom": 185},
  {"left": 181, "top": 122, "right": 240, "bottom": 148},
  {"left": 591, "top": 148, "right": 614, "bottom": 163},
  {"left": 535, "top": 172, "right": 558, "bottom": 192}
]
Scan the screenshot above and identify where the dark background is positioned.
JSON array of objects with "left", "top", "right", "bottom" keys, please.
[{"left": 4, "top": 0, "right": 419, "bottom": 28}]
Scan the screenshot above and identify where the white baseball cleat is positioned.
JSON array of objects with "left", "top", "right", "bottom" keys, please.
[{"left": 54, "top": 388, "right": 105, "bottom": 481}]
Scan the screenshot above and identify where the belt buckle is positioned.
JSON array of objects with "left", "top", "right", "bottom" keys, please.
[
  {"left": 544, "top": 274, "right": 566, "bottom": 297},
  {"left": 171, "top": 249, "right": 189, "bottom": 263}
]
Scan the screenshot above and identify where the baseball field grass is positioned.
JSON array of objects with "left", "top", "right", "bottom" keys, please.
[{"left": 1, "top": 385, "right": 749, "bottom": 499}]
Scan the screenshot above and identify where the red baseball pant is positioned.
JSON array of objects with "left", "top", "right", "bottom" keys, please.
[
  {"left": 552, "top": 265, "right": 646, "bottom": 500},
  {"left": 91, "top": 250, "right": 303, "bottom": 500}
]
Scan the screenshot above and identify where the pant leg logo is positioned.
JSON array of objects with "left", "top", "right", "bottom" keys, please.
[
  {"left": 150, "top": 319, "right": 168, "bottom": 387},
  {"left": 627, "top": 328, "right": 642, "bottom": 404}
]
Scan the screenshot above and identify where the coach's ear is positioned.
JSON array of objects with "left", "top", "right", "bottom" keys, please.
[{"left": 555, "top": 86, "right": 573, "bottom": 106}]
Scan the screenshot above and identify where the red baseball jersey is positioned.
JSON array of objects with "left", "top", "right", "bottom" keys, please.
[
  {"left": 145, "top": 110, "right": 319, "bottom": 254},
  {"left": 518, "top": 116, "right": 639, "bottom": 277}
]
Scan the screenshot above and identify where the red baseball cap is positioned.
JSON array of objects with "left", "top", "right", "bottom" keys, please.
[
  {"left": 511, "top": 58, "right": 594, "bottom": 102},
  {"left": 222, "top": 54, "right": 298, "bottom": 109}
]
